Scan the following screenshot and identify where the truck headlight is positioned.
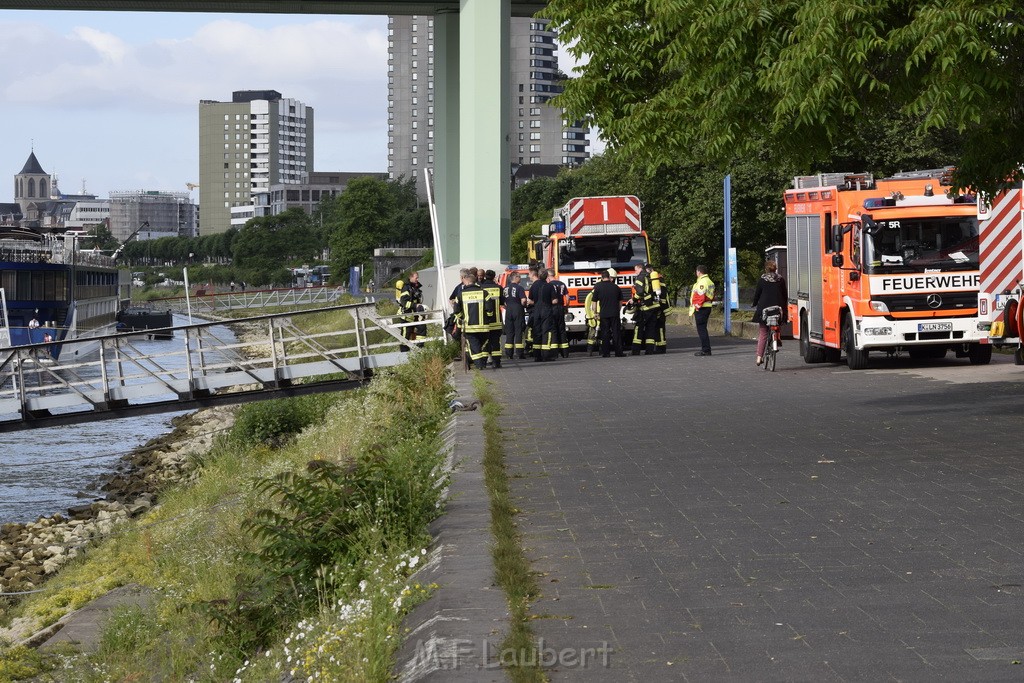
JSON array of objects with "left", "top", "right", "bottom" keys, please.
[
  {"left": 863, "top": 326, "right": 892, "bottom": 336},
  {"left": 869, "top": 300, "right": 889, "bottom": 313}
]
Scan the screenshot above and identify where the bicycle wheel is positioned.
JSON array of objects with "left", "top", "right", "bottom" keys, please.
[{"left": 767, "top": 348, "right": 777, "bottom": 371}]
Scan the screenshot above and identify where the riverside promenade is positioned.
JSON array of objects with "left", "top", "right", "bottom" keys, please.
[{"left": 476, "top": 326, "right": 1024, "bottom": 681}]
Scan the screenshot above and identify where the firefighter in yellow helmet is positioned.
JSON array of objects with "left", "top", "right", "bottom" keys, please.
[
  {"left": 397, "top": 272, "right": 423, "bottom": 351},
  {"left": 647, "top": 263, "right": 668, "bottom": 354}
]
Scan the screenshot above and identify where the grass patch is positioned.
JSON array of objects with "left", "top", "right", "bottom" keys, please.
[
  {"left": 475, "top": 374, "right": 545, "bottom": 683},
  {"left": 0, "top": 348, "right": 454, "bottom": 682}
]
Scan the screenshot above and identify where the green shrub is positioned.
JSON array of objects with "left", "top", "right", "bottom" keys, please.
[{"left": 231, "top": 393, "right": 343, "bottom": 448}]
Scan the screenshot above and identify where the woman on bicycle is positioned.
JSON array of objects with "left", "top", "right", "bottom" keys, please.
[{"left": 752, "top": 260, "right": 788, "bottom": 366}]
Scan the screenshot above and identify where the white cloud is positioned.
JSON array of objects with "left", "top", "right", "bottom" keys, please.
[{"left": 0, "top": 13, "right": 389, "bottom": 197}]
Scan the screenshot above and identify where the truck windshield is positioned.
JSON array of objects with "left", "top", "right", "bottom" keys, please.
[
  {"left": 557, "top": 235, "right": 649, "bottom": 272},
  {"left": 864, "top": 216, "right": 979, "bottom": 274}
]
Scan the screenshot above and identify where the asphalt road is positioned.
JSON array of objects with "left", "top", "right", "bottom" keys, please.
[{"left": 491, "top": 326, "right": 1024, "bottom": 681}]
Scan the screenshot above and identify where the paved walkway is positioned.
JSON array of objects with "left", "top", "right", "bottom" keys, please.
[{"left": 490, "top": 326, "right": 1024, "bottom": 681}]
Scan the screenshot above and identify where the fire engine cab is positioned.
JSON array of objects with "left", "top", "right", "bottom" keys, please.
[
  {"left": 530, "top": 195, "right": 651, "bottom": 343},
  {"left": 786, "top": 168, "right": 988, "bottom": 369}
]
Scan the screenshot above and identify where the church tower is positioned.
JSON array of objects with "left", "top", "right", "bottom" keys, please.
[{"left": 15, "top": 151, "right": 51, "bottom": 225}]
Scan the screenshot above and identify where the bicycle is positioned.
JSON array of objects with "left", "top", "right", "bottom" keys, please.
[{"left": 761, "top": 306, "right": 784, "bottom": 372}]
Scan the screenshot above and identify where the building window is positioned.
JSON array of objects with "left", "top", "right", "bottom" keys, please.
[{"left": 530, "top": 120, "right": 541, "bottom": 128}]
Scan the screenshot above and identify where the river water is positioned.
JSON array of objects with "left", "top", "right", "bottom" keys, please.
[{"left": 0, "top": 315, "right": 238, "bottom": 524}]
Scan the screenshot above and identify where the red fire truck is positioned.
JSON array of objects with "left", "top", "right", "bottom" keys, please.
[
  {"left": 786, "top": 168, "right": 988, "bottom": 369},
  {"left": 977, "top": 188, "right": 1024, "bottom": 364},
  {"left": 529, "top": 195, "right": 652, "bottom": 344}
]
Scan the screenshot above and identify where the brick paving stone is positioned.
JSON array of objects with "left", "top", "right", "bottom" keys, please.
[{"left": 490, "top": 325, "right": 1024, "bottom": 680}]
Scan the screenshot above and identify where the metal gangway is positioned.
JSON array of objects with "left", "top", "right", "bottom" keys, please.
[
  {"left": 157, "top": 286, "right": 351, "bottom": 316},
  {"left": 0, "top": 302, "right": 443, "bottom": 432}
]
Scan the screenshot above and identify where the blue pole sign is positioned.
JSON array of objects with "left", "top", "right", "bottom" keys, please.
[{"left": 728, "top": 247, "right": 739, "bottom": 311}]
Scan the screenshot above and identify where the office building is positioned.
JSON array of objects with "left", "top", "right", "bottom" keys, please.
[
  {"left": 198, "top": 90, "right": 314, "bottom": 234},
  {"left": 108, "top": 190, "right": 197, "bottom": 242},
  {"left": 387, "top": 16, "right": 589, "bottom": 196}
]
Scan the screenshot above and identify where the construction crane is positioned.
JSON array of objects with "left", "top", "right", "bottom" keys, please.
[{"left": 111, "top": 221, "right": 149, "bottom": 262}]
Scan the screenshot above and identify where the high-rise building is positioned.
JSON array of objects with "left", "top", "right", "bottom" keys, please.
[
  {"left": 198, "top": 90, "right": 314, "bottom": 234},
  {"left": 387, "top": 16, "right": 588, "bottom": 196}
]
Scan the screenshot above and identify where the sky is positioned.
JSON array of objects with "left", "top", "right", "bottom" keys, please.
[{"left": 0, "top": 9, "right": 596, "bottom": 204}]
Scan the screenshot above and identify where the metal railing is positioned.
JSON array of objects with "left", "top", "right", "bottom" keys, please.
[
  {"left": 156, "top": 286, "right": 351, "bottom": 315},
  {"left": 0, "top": 302, "right": 444, "bottom": 431}
]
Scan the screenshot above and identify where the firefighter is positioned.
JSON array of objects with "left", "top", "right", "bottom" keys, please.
[
  {"left": 523, "top": 268, "right": 538, "bottom": 355},
  {"left": 592, "top": 268, "right": 626, "bottom": 357},
  {"left": 481, "top": 270, "right": 504, "bottom": 368},
  {"left": 637, "top": 263, "right": 662, "bottom": 354},
  {"left": 397, "top": 271, "right": 423, "bottom": 351},
  {"left": 629, "top": 263, "right": 650, "bottom": 354},
  {"left": 529, "top": 268, "right": 549, "bottom": 362},
  {"left": 691, "top": 264, "right": 716, "bottom": 356},
  {"left": 647, "top": 263, "right": 668, "bottom": 354},
  {"left": 502, "top": 271, "right": 528, "bottom": 359},
  {"left": 546, "top": 270, "right": 570, "bottom": 358},
  {"left": 584, "top": 288, "right": 599, "bottom": 355},
  {"left": 454, "top": 271, "right": 491, "bottom": 370}
]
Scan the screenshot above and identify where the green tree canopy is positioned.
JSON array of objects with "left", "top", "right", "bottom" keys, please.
[
  {"left": 323, "top": 176, "right": 431, "bottom": 278},
  {"left": 543, "top": 0, "right": 1022, "bottom": 192},
  {"left": 233, "top": 209, "right": 319, "bottom": 284}
]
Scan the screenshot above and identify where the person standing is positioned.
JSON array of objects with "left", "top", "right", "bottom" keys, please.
[
  {"left": 593, "top": 268, "right": 626, "bottom": 357},
  {"left": 752, "top": 260, "right": 788, "bottom": 366},
  {"left": 647, "top": 264, "right": 669, "bottom": 354},
  {"left": 398, "top": 271, "right": 423, "bottom": 350},
  {"left": 584, "top": 288, "right": 600, "bottom": 355},
  {"left": 529, "top": 268, "right": 549, "bottom": 362},
  {"left": 481, "top": 270, "right": 504, "bottom": 368},
  {"left": 629, "top": 263, "right": 656, "bottom": 354},
  {"left": 454, "top": 272, "right": 490, "bottom": 370},
  {"left": 547, "top": 270, "right": 570, "bottom": 358},
  {"left": 502, "top": 272, "right": 528, "bottom": 359},
  {"left": 690, "top": 265, "right": 716, "bottom": 356}
]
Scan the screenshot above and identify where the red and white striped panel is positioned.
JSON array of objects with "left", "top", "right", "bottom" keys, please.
[
  {"left": 567, "top": 196, "right": 642, "bottom": 234},
  {"left": 979, "top": 189, "right": 1024, "bottom": 295}
]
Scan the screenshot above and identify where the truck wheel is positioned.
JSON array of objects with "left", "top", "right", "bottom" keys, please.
[
  {"left": 967, "top": 343, "right": 992, "bottom": 365},
  {"left": 800, "top": 313, "right": 826, "bottom": 364},
  {"left": 842, "top": 316, "right": 869, "bottom": 370},
  {"left": 1015, "top": 346, "right": 1024, "bottom": 366}
]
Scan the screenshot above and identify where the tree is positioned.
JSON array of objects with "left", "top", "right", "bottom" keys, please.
[
  {"left": 233, "top": 209, "right": 319, "bottom": 284},
  {"left": 85, "top": 222, "right": 119, "bottom": 251},
  {"left": 323, "top": 176, "right": 432, "bottom": 281},
  {"left": 543, "top": 0, "right": 1022, "bottom": 192}
]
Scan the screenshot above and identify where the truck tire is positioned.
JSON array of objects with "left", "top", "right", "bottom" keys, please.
[
  {"left": 967, "top": 343, "right": 992, "bottom": 365},
  {"left": 1015, "top": 346, "right": 1024, "bottom": 366},
  {"left": 842, "top": 316, "right": 869, "bottom": 370},
  {"left": 800, "top": 312, "right": 826, "bottom": 364}
]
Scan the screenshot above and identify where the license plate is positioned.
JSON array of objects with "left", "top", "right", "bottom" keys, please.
[{"left": 918, "top": 322, "right": 952, "bottom": 332}]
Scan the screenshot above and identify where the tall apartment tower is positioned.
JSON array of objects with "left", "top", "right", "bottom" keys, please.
[
  {"left": 198, "top": 90, "right": 314, "bottom": 234},
  {"left": 387, "top": 16, "right": 589, "bottom": 196}
]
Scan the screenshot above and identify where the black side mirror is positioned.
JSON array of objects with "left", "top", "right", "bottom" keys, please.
[{"left": 832, "top": 253, "right": 844, "bottom": 268}]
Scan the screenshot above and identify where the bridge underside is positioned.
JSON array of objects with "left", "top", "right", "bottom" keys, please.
[{"left": 8, "top": 0, "right": 548, "bottom": 263}]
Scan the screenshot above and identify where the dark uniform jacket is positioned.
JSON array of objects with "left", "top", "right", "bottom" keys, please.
[
  {"left": 455, "top": 284, "right": 491, "bottom": 333},
  {"left": 593, "top": 279, "right": 624, "bottom": 317}
]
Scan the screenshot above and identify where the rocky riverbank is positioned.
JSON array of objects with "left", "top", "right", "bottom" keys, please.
[{"left": 0, "top": 406, "right": 235, "bottom": 597}]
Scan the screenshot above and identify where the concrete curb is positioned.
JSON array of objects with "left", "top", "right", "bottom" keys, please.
[{"left": 394, "top": 367, "right": 508, "bottom": 682}]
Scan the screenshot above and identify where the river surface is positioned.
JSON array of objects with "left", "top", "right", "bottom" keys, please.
[{"left": 0, "top": 315, "right": 238, "bottom": 524}]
